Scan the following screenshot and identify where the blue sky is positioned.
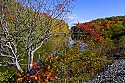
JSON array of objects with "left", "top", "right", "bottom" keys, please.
[{"left": 68, "top": 0, "right": 125, "bottom": 26}]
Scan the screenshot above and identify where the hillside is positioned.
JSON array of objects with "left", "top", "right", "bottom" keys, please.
[{"left": 71, "top": 15, "right": 125, "bottom": 41}]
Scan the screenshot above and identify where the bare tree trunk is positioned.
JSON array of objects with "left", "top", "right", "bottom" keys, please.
[
  {"left": 14, "top": 59, "right": 23, "bottom": 73},
  {"left": 27, "top": 36, "right": 51, "bottom": 71},
  {"left": 28, "top": 50, "right": 33, "bottom": 71}
]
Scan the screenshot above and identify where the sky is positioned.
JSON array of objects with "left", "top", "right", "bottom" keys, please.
[{"left": 68, "top": 0, "right": 125, "bottom": 26}]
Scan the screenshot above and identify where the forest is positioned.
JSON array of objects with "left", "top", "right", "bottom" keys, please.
[{"left": 0, "top": 0, "right": 125, "bottom": 83}]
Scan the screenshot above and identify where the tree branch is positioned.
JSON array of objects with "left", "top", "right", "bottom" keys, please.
[{"left": 28, "top": 34, "right": 52, "bottom": 71}]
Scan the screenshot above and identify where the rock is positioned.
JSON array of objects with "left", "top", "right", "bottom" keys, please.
[{"left": 88, "top": 59, "right": 125, "bottom": 83}]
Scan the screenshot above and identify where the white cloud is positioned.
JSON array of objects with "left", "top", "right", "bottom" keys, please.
[
  {"left": 68, "top": 15, "right": 79, "bottom": 19},
  {"left": 78, "top": 19, "right": 91, "bottom": 23},
  {"left": 68, "top": 15, "right": 91, "bottom": 28}
]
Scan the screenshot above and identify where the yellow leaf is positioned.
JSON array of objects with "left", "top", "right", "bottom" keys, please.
[
  {"left": 48, "top": 66, "right": 50, "bottom": 69},
  {"left": 17, "top": 77, "right": 24, "bottom": 82}
]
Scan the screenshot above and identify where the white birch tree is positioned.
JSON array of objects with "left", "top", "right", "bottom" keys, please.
[{"left": 0, "top": 0, "right": 74, "bottom": 77}]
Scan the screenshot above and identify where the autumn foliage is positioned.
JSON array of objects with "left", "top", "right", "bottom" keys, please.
[
  {"left": 0, "top": 0, "right": 74, "bottom": 82},
  {"left": 16, "top": 54, "right": 58, "bottom": 83},
  {"left": 71, "top": 16, "right": 125, "bottom": 43},
  {"left": 1, "top": 0, "right": 125, "bottom": 82}
]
